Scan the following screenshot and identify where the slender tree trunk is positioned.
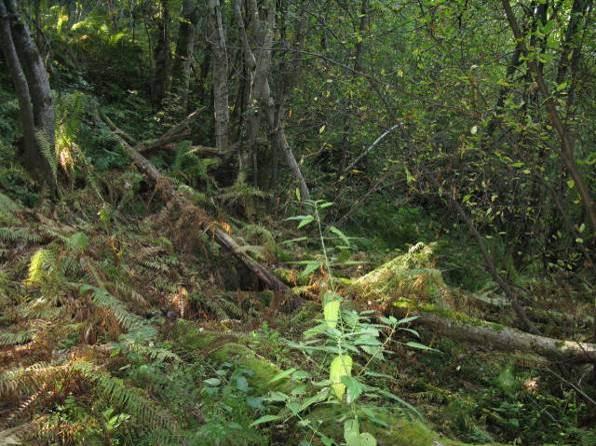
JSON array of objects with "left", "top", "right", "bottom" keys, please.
[
  {"left": 234, "top": 0, "right": 310, "bottom": 202},
  {"left": 0, "top": 0, "right": 56, "bottom": 192},
  {"left": 338, "top": 0, "right": 371, "bottom": 174},
  {"left": 151, "top": 0, "right": 171, "bottom": 108},
  {"left": 171, "top": 0, "right": 200, "bottom": 112},
  {"left": 208, "top": 0, "right": 230, "bottom": 150},
  {"left": 6, "top": 0, "right": 53, "bottom": 144}
]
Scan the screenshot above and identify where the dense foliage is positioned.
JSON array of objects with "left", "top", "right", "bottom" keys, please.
[{"left": 0, "top": 1, "right": 594, "bottom": 445}]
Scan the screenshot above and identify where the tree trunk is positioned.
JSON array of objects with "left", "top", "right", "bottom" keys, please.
[
  {"left": 339, "top": 0, "right": 371, "bottom": 175},
  {"left": 171, "top": 0, "right": 200, "bottom": 112},
  {"left": 234, "top": 0, "right": 311, "bottom": 202},
  {"left": 208, "top": 0, "right": 230, "bottom": 150},
  {"left": 0, "top": 0, "right": 56, "bottom": 192},
  {"left": 151, "top": 0, "right": 171, "bottom": 108}
]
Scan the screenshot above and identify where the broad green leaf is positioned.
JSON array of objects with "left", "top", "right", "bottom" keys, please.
[
  {"left": 292, "top": 370, "right": 311, "bottom": 381},
  {"left": 344, "top": 419, "right": 360, "bottom": 445},
  {"left": 203, "top": 378, "right": 221, "bottom": 386},
  {"left": 265, "top": 391, "right": 289, "bottom": 402},
  {"left": 344, "top": 420, "right": 377, "bottom": 446},
  {"left": 396, "top": 315, "right": 419, "bottom": 325},
  {"left": 360, "top": 406, "right": 390, "bottom": 428},
  {"left": 330, "top": 355, "right": 353, "bottom": 400},
  {"left": 320, "top": 434, "right": 335, "bottom": 446},
  {"left": 286, "top": 400, "right": 301, "bottom": 415},
  {"left": 236, "top": 376, "right": 249, "bottom": 392},
  {"left": 286, "top": 214, "right": 315, "bottom": 229},
  {"left": 299, "top": 388, "right": 329, "bottom": 412},
  {"left": 323, "top": 300, "right": 341, "bottom": 329},
  {"left": 359, "top": 433, "right": 377, "bottom": 446},
  {"left": 300, "top": 260, "right": 321, "bottom": 278},
  {"left": 329, "top": 226, "right": 350, "bottom": 247},
  {"left": 250, "top": 414, "right": 282, "bottom": 427},
  {"left": 405, "top": 341, "right": 438, "bottom": 352},
  {"left": 268, "top": 368, "right": 297, "bottom": 384},
  {"left": 342, "top": 376, "right": 364, "bottom": 404}
]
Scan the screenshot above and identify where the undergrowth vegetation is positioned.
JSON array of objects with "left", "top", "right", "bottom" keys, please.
[{"left": 1, "top": 1, "right": 595, "bottom": 445}]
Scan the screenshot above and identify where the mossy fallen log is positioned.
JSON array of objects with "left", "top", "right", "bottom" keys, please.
[
  {"left": 353, "top": 243, "right": 596, "bottom": 364},
  {"left": 408, "top": 311, "right": 596, "bottom": 363}
]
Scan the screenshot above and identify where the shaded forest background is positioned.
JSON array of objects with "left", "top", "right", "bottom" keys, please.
[{"left": 0, "top": 0, "right": 594, "bottom": 445}]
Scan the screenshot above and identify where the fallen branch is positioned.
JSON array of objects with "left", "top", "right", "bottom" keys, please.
[
  {"left": 99, "top": 110, "right": 289, "bottom": 294},
  {"left": 408, "top": 310, "right": 596, "bottom": 364},
  {"left": 137, "top": 108, "right": 202, "bottom": 153},
  {"left": 343, "top": 123, "right": 402, "bottom": 174}
]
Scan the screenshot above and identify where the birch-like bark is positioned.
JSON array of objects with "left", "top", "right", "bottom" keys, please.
[
  {"left": 234, "top": 0, "right": 310, "bottom": 201},
  {"left": 151, "top": 0, "right": 171, "bottom": 107},
  {"left": 208, "top": 0, "right": 230, "bottom": 150},
  {"left": 171, "top": 0, "right": 200, "bottom": 111}
]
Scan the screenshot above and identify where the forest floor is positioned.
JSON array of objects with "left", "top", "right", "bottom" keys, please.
[{"left": 1, "top": 167, "right": 594, "bottom": 446}]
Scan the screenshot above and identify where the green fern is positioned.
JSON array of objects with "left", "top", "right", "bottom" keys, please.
[
  {"left": 0, "top": 362, "right": 68, "bottom": 398},
  {"left": 35, "top": 130, "right": 57, "bottom": 182},
  {"left": 109, "top": 281, "right": 149, "bottom": 307},
  {"left": 216, "top": 184, "right": 270, "bottom": 205},
  {"left": 73, "top": 362, "right": 177, "bottom": 433},
  {"left": 0, "top": 227, "right": 42, "bottom": 244},
  {"left": 26, "top": 249, "right": 58, "bottom": 286},
  {"left": 81, "top": 285, "right": 148, "bottom": 332},
  {"left": 0, "top": 330, "right": 33, "bottom": 346},
  {"left": 0, "top": 192, "right": 20, "bottom": 224}
]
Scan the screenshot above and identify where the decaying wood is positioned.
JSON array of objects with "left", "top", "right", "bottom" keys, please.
[
  {"left": 137, "top": 108, "right": 201, "bottom": 153},
  {"left": 99, "top": 110, "right": 290, "bottom": 294},
  {"left": 408, "top": 310, "right": 596, "bottom": 364}
]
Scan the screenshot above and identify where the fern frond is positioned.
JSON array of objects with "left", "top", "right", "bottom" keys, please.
[
  {"left": 73, "top": 362, "right": 176, "bottom": 433},
  {"left": 0, "top": 227, "right": 42, "bottom": 245},
  {"left": 20, "top": 297, "right": 63, "bottom": 319},
  {"left": 109, "top": 281, "right": 148, "bottom": 307},
  {"left": 0, "top": 363, "right": 68, "bottom": 398},
  {"left": 35, "top": 130, "right": 57, "bottom": 182},
  {"left": 0, "top": 193, "right": 20, "bottom": 224},
  {"left": 216, "top": 184, "right": 271, "bottom": 205},
  {"left": 141, "top": 259, "right": 171, "bottom": 272},
  {"left": 0, "top": 330, "right": 33, "bottom": 347},
  {"left": 26, "top": 249, "right": 57, "bottom": 286},
  {"left": 116, "top": 340, "right": 181, "bottom": 363},
  {"left": 81, "top": 285, "right": 145, "bottom": 331}
]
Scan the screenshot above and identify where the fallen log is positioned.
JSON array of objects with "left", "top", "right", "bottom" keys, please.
[
  {"left": 403, "top": 310, "right": 596, "bottom": 364},
  {"left": 99, "top": 110, "right": 289, "bottom": 294},
  {"left": 353, "top": 243, "right": 596, "bottom": 364}
]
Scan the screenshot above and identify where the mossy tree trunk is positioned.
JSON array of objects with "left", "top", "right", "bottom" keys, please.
[{"left": 0, "top": 0, "right": 56, "bottom": 193}]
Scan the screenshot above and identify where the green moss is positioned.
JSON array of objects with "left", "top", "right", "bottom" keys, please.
[
  {"left": 171, "top": 320, "right": 291, "bottom": 393},
  {"left": 210, "top": 343, "right": 286, "bottom": 393},
  {"left": 353, "top": 243, "right": 448, "bottom": 304},
  {"left": 310, "top": 406, "right": 503, "bottom": 446}
]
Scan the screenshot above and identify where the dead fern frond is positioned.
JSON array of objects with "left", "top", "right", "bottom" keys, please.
[{"left": 0, "top": 363, "right": 68, "bottom": 398}]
